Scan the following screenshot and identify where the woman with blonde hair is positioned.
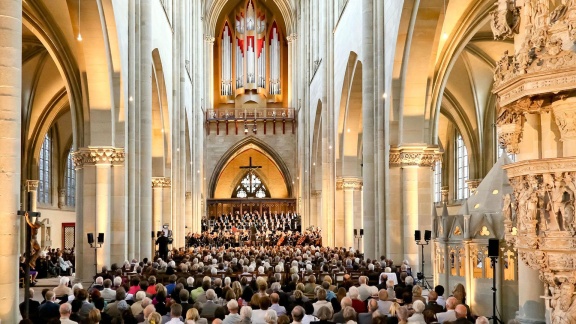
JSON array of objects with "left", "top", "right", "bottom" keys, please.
[
  {"left": 185, "top": 308, "right": 201, "bottom": 324},
  {"left": 452, "top": 283, "right": 473, "bottom": 320},
  {"left": 147, "top": 311, "right": 162, "bottom": 324},
  {"left": 232, "top": 281, "right": 243, "bottom": 301},
  {"left": 87, "top": 308, "right": 101, "bottom": 324},
  {"left": 412, "top": 285, "right": 427, "bottom": 305}
]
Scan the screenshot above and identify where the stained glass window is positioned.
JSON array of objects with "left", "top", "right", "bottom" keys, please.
[
  {"left": 39, "top": 134, "right": 51, "bottom": 204},
  {"left": 65, "top": 149, "right": 76, "bottom": 207},
  {"left": 456, "top": 132, "right": 469, "bottom": 200},
  {"left": 233, "top": 171, "right": 270, "bottom": 198}
]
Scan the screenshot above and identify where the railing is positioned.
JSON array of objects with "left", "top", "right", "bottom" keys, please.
[{"left": 205, "top": 108, "right": 295, "bottom": 122}]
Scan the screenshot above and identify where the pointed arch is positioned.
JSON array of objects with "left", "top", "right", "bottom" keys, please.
[{"left": 208, "top": 136, "right": 294, "bottom": 198}]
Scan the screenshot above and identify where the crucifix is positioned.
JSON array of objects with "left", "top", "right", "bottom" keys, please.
[
  {"left": 17, "top": 191, "right": 42, "bottom": 320},
  {"left": 239, "top": 157, "right": 262, "bottom": 193}
]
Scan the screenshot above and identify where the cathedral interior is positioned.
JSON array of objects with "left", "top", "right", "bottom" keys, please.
[{"left": 3, "top": 0, "right": 576, "bottom": 322}]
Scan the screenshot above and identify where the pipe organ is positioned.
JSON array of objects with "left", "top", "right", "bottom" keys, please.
[{"left": 220, "top": 0, "right": 282, "bottom": 99}]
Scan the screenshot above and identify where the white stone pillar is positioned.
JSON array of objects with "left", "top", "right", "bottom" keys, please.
[
  {"left": 0, "top": 1, "right": 22, "bottom": 319},
  {"left": 72, "top": 147, "right": 124, "bottom": 282},
  {"left": 185, "top": 192, "right": 192, "bottom": 236},
  {"left": 162, "top": 179, "right": 172, "bottom": 230},
  {"left": 516, "top": 262, "right": 545, "bottom": 324},
  {"left": 151, "top": 178, "right": 165, "bottom": 235},
  {"left": 138, "top": 0, "right": 153, "bottom": 262},
  {"left": 402, "top": 166, "right": 419, "bottom": 267}
]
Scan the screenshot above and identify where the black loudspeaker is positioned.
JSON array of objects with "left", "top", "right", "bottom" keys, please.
[
  {"left": 488, "top": 238, "right": 499, "bottom": 257},
  {"left": 151, "top": 231, "right": 155, "bottom": 238},
  {"left": 354, "top": 229, "right": 358, "bottom": 236},
  {"left": 360, "top": 229, "right": 364, "bottom": 236},
  {"left": 87, "top": 233, "right": 94, "bottom": 245},
  {"left": 415, "top": 230, "right": 421, "bottom": 241},
  {"left": 424, "top": 230, "right": 431, "bottom": 241},
  {"left": 97, "top": 233, "right": 105, "bottom": 244}
]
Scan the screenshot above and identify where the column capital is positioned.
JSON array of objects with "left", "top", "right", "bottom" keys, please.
[
  {"left": 25, "top": 180, "right": 39, "bottom": 192},
  {"left": 389, "top": 145, "right": 443, "bottom": 168},
  {"left": 152, "top": 177, "right": 171, "bottom": 188},
  {"left": 311, "top": 190, "right": 322, "bottom": 198},
  {"left": 336, "top": 177, "right": 363, "bottom": 191},
  {"left": 204, "top": 34, "right": 215, "bottom": 43},
  {"left": 185, "top": 192, "right": 191, "bottom": 199},
  {"left": 286, "top": 33, "right": 298, "bottom": 42},
  {"left": 465, "top": 179, "right": 482, "bottom": 195},
  {"left": 72, "top": 147, "right": 125, "bottom": 168}
]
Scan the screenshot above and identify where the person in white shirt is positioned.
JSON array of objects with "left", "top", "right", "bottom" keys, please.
[
  {"left": 59, "top": 303, "right": 78, "bottom": 324},
  {"left": 291, "top": 306, "right": 304, "bottom": 324},
  {"left": 265, "top": 309, "right": 278, "bottom": 324},
  {"left": 436, "top": 297, "right": 458, "bottom": 323},
  {"left": 435, "top": 285, "right": 447, "bottom": 308},
  {"left": 312, "top": 289, "right": 333, "bottom": 316},
  {"left": 377, "top": 289, "right": 393, "bottom": 315},
  {"left": 357, "top": 276, "right": 371, "bottom": 301}
]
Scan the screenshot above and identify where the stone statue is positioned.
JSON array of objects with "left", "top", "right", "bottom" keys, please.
[
  {"left": 503, "top": 193, "right": 513, "bottom": 223},
  {"left": 535, "top": 0, "right": 550, "bottom": 28},
  {"left": 524, "top": 0, "right": 536, "bottom": 26},
  {"left": 545, "top": 174, "right": 568, "bottom": 231},
  {"left": 24, "top": 212, "right": 42, "bottom": 268},
  {"left": 551, "top": 281, "right": 576, "bottom": 323}
]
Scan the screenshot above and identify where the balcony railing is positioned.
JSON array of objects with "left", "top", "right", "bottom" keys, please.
[
  {"left": 205, "top": 108, "right": 295, "bottom": 122},
  {"left": 205, "top": 108, "right": 296, "bottom": 135}
]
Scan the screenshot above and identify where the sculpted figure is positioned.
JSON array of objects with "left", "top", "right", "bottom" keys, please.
[
  {"left": 545, "top": 174, "right": 568, "bottom": 231},
  {"left": 551, "top": 282, "right": 576, "bottom": 323},
  {"left": 25, "top": 212, "right": 43, "bottom": 268},
  {"left": 503, "top": 193, "right": 513, "bottom": 224}
]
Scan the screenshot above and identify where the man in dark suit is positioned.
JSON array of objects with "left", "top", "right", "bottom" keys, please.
[
  {"left": 358, "top": 299, "right": 378, "bottom": 324},
  {"left": 179, "top": 289, "right": 193, "bottom": 316},
  {"left": 425, "top": 291, "right": 444, "bottom": 314},
  {"left": 250, "top": 225, "right": 257, "bottom": 246},
  {"left": 19, "top": 288, "right": 40, "bottom": 323},
  {"left": 156, "top": 231, "right": 170, "bottom": 260},
  {"left": 38, "top": 291, "right": 60, "bottom": 322}
]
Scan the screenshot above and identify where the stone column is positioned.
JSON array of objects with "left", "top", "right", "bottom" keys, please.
[
  {"left": 152, "top": 177, "right": 169, "bottom": 238},
  {"left": 185, "top": 192, "right": 192, "bottom": 236},
  {"left": 72, "top": 147, "right": 124, "bottom": 283},
  {"left": 162, "top": 179, "right": 172, "bottom": 231},
  {"left": 390, "top": 145, "right": 442, "bottom": 269},
  {"left": 0, "top": 1, "right": 21, "bottom": 320},
  {"left": 337, "top": 178, "right": 363, "bottom": 250},
  {"left": 138, "top": 0, "right": 153, "bottom": 262},
  {"left": 23, "top": 181, "right": 40, "bottom": 253}
]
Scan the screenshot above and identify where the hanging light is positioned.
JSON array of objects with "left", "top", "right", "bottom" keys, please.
[{"left": 77, "top": 0, "right": 82, "bottom": 41}]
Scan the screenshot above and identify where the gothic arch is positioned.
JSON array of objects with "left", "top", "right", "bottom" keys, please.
[
  {"left": 336, "top": 52, "right": 363, "bottom": 177},
  {"left": 152, "top": 48, "right": 171, "bottom": 175},
  {"left": 205, "top": 0, "right": 295, "bottom": 37},
  {"left": 208, "top": 136, "right": 294, "bottom": 198}
]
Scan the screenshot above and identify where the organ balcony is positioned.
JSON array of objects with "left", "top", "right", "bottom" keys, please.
[{"left": 205, "top": 108, "right": 296, "bottom": 135}]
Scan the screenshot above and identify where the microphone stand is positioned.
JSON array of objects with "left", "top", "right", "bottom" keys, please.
[{"left": 488, "top": 256, "right": 503, "bottom": 324}]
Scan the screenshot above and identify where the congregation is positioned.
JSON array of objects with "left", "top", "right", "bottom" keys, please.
[{"left": 19, "top": 244, "right": 487, "bottom": 324}]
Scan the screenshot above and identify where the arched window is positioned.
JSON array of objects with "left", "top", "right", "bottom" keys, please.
[
  {"left": 233, "top": 171, "right": 270, "bottom": 198},
  {"left": 455, "top": 132, "right": 469, "bottom": 200},
  {"left": 39, "top": 134, "right": 52, "bottom": 204},
  {"left": 65, "top": 149, "right": 76, "bottom": 207},
  {"left": 434, "top": 161, "right": 442, "bottom": 203}
]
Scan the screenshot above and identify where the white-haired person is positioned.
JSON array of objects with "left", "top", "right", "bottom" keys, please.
[
  {"left": 238, "top": 305, "right": 253, "bottom": 324},
  {"left": 53, "top": 276, "right": 72, "bottom": 299},
  {"left": 222, "top": 299, "right": 241, "bottom": 324},
  {"left": 131, "top": 291, "right": 147, "bottom": 316},
  {"left": 348, "top": 287, "right": 366, "bottom": 314},
  {"left": 407, "top": 300, "right": 426, "bottom": 324},
  {"left": 265, "top": 309, "right": 278, "bottom": 324}
]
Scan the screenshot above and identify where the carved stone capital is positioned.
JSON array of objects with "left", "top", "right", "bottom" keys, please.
[
  {"left": 26, "top": 180, "right": 39, "bottom": 192},
  {"left": 152, "top": 177, "right": 171, "bottom": 188},
  {"left": 72, "top": 147, "right": 125, "bottom": 168},
  {"left": 552, "top": 97, "right": 576, "bottom": 141},
  {"left": 465, "top": 179, "right": 482, "bottom": 195},
  {"left": 441, "top": 186, "right": 449, "bottom": 204},
  {"left": 389, "top": 145, "right": 443, "bottom": 168},
  {"left": 336, "top": 177, "right": 363, "bottom": 191},
  {"left": 185, "top": 192, "right": 191, "bottom": 199},
  {"left": 286, "top": 33, "right": 298, "bottom": 42},
  {"left": 311, "top": 190, "right": 322, "bottom": 198},
  {"left": 204, "top": 34, "right": 215, "bottom": 43}
]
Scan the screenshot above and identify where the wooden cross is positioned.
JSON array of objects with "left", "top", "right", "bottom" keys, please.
[
  {"left": 239, "top": 157, "right": 262, "bottom": 194},
  {"left": 17, "top": 192, "right": 41, "bottom": 320}
]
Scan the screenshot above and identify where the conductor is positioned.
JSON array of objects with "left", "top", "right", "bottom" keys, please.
[{"left": 155, "top": 231, "right": 169, "bottom": 260}]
